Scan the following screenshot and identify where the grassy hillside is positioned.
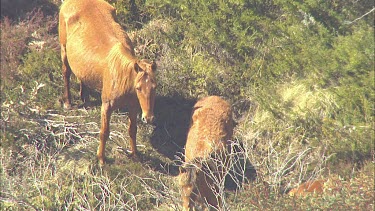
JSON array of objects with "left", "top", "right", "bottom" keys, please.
[{"left": 1, "top": 0, "right": 374, "bottom": 210}]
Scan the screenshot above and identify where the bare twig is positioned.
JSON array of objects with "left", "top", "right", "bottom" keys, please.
[
  {"left": 0, "top": 194, "right": 38, "bottom": 211},
  {"left": 344, "top": 7, "right": 375, "bottom": 24}
]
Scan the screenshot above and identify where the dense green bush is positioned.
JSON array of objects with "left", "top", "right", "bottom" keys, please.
[
  {"left": 1, "top": 0, "right": 374, "bottom": 210},
  {"left": 108, "top": 0, "right": 152, "bottom": 30},
  {"left": 138, "top": 0, "right": 374, "bottom": 160}
]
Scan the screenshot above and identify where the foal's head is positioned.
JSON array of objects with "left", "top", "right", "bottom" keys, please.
[
  {"left": 134, "top": 59, "right": 157, "bottom": 123},
  {"left": 178, "top": 163, "right": 198, "bottom": 210}
]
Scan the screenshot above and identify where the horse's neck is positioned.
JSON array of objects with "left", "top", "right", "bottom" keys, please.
[{"left": 106, "top": 43, "right": 137, "bottom": 94}]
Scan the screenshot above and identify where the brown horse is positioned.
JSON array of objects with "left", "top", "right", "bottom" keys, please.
[
  {"left": 289, "top": 180, "right": 325, "bottom": 196},
  {"left": 59, "top": 0, "right": 157, "bottom": 164},
  {"left": 178, "top": 96, "right": 234, "bottom": 210}
]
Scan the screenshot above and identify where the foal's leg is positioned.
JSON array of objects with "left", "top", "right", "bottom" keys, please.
[
  {"left": 80, "top": 82, "right": 90, "bottom": 106},
  {"left": 61, "top": 44, "right": 72, "bottom": 109},
  {"left": 97, "top": 101, "right": 112, "bottom": 165}
]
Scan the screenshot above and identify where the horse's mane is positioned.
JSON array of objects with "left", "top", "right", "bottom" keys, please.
[{"left": 106, "top": 42, "right": 137, "bottom": 93}]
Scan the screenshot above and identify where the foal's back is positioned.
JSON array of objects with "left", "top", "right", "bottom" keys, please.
[{"left": 185, "top": 96, "right": 234, "bottom": 162}]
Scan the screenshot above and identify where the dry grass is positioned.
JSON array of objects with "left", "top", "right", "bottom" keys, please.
[{"left": 1, "top": 2, "right": 374, "bottom": 210}]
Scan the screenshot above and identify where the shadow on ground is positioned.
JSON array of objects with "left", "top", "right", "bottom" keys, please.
[
  {"left": 54, "top": 93, "right": 257, "bottom": 191},
  {"left": 147, "top": 95, "right": 257, "bottom": 189},
  {"left": 148, "top": 95, "right": 196, "bottom": 176},
  {"left": 225, "top": 142, "right": 257, "bottom": 191}
]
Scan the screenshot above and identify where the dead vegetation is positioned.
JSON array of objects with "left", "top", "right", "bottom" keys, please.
[{"left": 1, "top": 1, "right": 374, "bottom": 210}]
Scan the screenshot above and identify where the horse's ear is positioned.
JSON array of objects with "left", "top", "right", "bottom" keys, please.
[
  {"left": 151, "top": 61, "right": 157, "bottom": 72},
  {"left": 134, "top": 61, "right": 142, "bottom": 73}
]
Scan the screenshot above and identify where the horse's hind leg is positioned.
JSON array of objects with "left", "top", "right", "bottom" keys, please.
[
  {"left": 80, "top": 82, "right": 90, "bottom": 106},
  {"left": 61, "top": 44, "right": 72, "bottom": 109}
]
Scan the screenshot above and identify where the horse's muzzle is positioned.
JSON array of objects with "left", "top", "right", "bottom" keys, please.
[{"left": 141, "top": 115, "right": 154, "bottom": 124}]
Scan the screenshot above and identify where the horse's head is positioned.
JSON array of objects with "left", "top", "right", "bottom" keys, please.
[{"left": 134, "top": 59, "right": 157, "bottom": 124}]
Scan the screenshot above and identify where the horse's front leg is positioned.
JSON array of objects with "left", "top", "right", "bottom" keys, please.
[
  {"left": 97, "top": 101, "right": 112, "bottom": 165},
  {"left": 128, "top": 109, "right": 138, "bottom": 158}
]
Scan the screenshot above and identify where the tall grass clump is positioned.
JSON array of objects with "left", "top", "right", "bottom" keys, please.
[{"left": 1, "top": 0, "right": 374, "bottom": 210}]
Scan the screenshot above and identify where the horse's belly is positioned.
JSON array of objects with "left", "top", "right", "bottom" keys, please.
[
  {"left": 79, "top": 72, "right": 103, "bottom": 92},
  {"left": 66, "top": 45, "right": 104, "bottom": 91}
]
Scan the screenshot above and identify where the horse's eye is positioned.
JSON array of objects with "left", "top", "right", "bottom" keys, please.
[{"left": 136, "top": 86, "right": 141, "bottom": 91}]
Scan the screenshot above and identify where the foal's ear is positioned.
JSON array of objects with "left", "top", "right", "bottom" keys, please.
[{"left": 179, "top": 166, "right": 187, "bottom": 174}]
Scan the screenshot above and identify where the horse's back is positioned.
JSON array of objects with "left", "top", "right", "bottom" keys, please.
[
  {"left": 59, "top": 0, "right": 133, "bottom": 90},
  {"left": 60, "top": 0, "right": 117, "bottom": 54},
  {"left": 60, "top": 0, "right": 115, "bottom": 25}
]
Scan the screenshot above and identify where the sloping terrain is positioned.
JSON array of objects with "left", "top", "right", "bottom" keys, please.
[{"left": 1, "top": 0, "right": 374, "bottom": 210}]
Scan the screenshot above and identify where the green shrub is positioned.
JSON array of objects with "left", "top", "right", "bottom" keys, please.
[
  {"left": 108, "top": 0, "right": 151, "bottom": 30},
  {"left": 1, "top": 1, "right": 374, "bottom": 210}
]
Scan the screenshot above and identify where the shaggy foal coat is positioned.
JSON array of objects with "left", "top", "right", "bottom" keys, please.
[{"left": 178, "top": 96, "right": 234, "bottom": 210}]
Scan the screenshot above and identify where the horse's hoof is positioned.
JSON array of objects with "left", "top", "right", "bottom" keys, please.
[
  {"left": 64, "top": 103, "right": 72, "bottom": 110},
  {"left": 97, "top": 152, "right": 106, "bottom": 166},
  {"left": 130, "top": 154, "right": 141, "bottom": 162},
  {"left": 98, "top": 157, "right": 105, "bottom": 166},
  {"left": 127, "top": 152, "right": 140, "bottom": 162},
  {"left": 78, "top": 102, "right": 92, "bottom": 109}
]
